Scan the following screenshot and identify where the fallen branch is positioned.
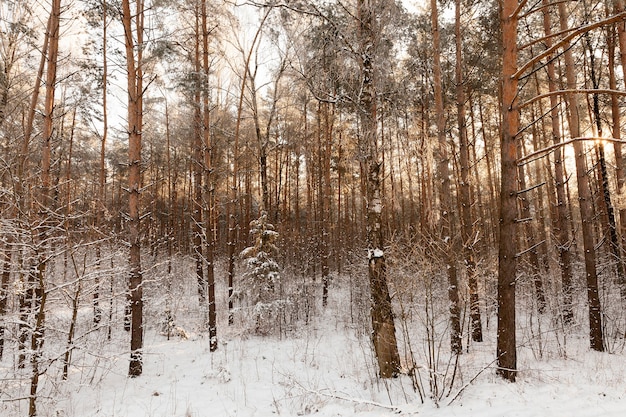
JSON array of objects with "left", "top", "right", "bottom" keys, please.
[
  {"left": 447, "top": 357, "right": 499, "bottom": 406},
  {"left": 293, "top": 379, "right": 401, "bottom": 412}
]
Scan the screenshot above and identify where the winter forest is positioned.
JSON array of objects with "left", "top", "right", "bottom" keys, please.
[{"left": 2, "top": 0, "right": 626, "bottom": 415}]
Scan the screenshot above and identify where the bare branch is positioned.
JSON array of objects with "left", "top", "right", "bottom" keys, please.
[{"left": 513, "top": 11, "right": 626, "bottom": 80}]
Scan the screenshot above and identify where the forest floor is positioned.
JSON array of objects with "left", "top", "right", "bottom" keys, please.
[{"left": 2, "top": 264, "right": 626, "bottom": 416}]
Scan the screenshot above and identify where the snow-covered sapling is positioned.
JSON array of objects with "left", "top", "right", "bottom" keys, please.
[{"left": 240, "top": 212, "right": 286, "bottom": 334}]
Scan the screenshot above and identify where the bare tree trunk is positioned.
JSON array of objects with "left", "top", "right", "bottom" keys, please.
[
  {"left": 613, "top": 0, "right": 626, "bottom": 300},
  {"left": 585, "top": 30, "right": 626, "bottom": 299},
  {"left": 497, "top": 0, "right": 519, "bottom": 382},
  {"left": 121, "top": 0, "right": 145, "bottom": 377},
  {"left": 201, "top": 0, "right": 217, "bottom": 351},
  {"left": 607, "top": 21, "right": 626, "bottom": 300},
  {"left": 478, "top": 96, "right": 499, "bottom": 249},
  {"left": 30, "top": 0, "right": 61, "bottom": 411},
  {"left": 228, "top": 8, "right": 271, "bottom": 325},
  {"left": 455, "top": 0, "right": 482, "bottom": 343},
  {"left": 193, "top": 3, "right": 206, "bottom": 311},
  {"left": 94, "top": 0, "right": 108, "bottom": 326},
  {"left": 517, "top": 136, "right": 546, "bottom": 314},
  {"left": 540, "top": 0, "right": 575, "bottom": 323},
  {"left": 431, "top": 0, "right": 462, "bottom": 354},
  {"left": 358, "top": 0, "right": 400, "bottom": 379},
  {"left": 28, "top": 266, "right": 47, "bottom": 417},
  {"left": 558, "top": 1, "right": 604, "bottom": 352},
  {"left": 0, "top": 247, "right": 9, "bottom": 359}
]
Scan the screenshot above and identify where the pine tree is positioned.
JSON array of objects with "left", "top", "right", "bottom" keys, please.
[{"left": 240, "top": 212, "right": 285, "bottom": 335}]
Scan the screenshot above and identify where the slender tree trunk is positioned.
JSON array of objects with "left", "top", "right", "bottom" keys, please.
[
  {"left": 585, "top": 30, "right": 626, "bottom": 299},
  {"left": 607, "top": 21, "right": 626, "bottom": 300},
  {"left": 497, "top": 0, "right": 519, "bottom": 382},
  {"left": 122, "top": 0, "right": 145, "bottom": 377},
  {"left": 541, "top": 0, "right": 575, "bottom": 321},
  {"left": 455, "top": 0, "right": 482, "bottom": 343},
  {"left": 62, "top": 253, "right": 83, "bottom": 380},
  {"left": 517, "top": 136, "right": 546, "bottom": 314},
  {"left": 228, "top": 7, "right": 271, "bottom": 325},
  {"left": 201, "top": 0, "right": 217, "bottom": 351},
  {"left": 558, "top": 1, "right": 604, "bottom": 352},
  {"left": 431, "top": 0, "right": 462, "bottom": 354},
  {"left": 478, "top": 96, "right": 499, "bottom": 248},
  {"left": 0, "top": 247, "right": 9, "bottom": 359},
  {"left": 30, "top": 0, "right": 61, "bottom": 411},
  {"left": 28, "top": 266, "right": 47, "bottom": 417},
  {"left": 193, "top": 3, "right": 206, "bottom": 310},
  {"left": 94, "top": 0, "right": 109, "bottom": 326},
  {"left": 613, "top": 0, "right": 626, "bottom": 300},
  {"left": 320, "top": 99, "right": 332, "bottom": 306}
]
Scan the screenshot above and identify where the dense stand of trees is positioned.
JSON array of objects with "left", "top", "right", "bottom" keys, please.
[{"left": 2, "top": 0, "right": 626, "bottom": 410}]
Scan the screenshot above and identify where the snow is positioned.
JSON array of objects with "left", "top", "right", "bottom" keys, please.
[
  {"left": 2, "top": 265, "right": 626, "bottom": 417},
  {"left": 41, "top": 326, "right": 625, "bottom": 417}
]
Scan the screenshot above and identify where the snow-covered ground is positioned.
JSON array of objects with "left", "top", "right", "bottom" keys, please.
[
  {"left": 2, "top": 259, "right": 626, "bottom": 417},
  {"left": 50, "top": 318, "right": 626, "bottom": 417}
]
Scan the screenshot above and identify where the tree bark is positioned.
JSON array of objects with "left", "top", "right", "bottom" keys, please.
[
  {"left": 607, "top": 20, "right": 626, "bottom": 300},
  {"left": 121, "top": 0, "right": 145, "bottom": 377},
  {"left": 201, "top": 0, "right": 217, "bottom": 351},
  {"left": 431, "top": 0, "right": 462, "bottom": 355},
  {"left": 455, "top": 0, "right": 482, "bottom": 343},
  {"left": 29, "top": 0, "right": 61, "bottom": 411},
  {"left": 541, "top": 0, "right": 575, "bottom": 323},
  {"left": 497, "top": 0, "right": 519, "bottom": 382},
  {"left": 558, "top": 1, "right": 604, "bottom": 352},
  {"left": 94, "top": 0, "right": 109, "bottom": 326},
  {"left": 358, "top": 0, "right": 400, "bottom": 379},
  {"left": 193, "top": 2, "right": 206, "bottom": 310}
]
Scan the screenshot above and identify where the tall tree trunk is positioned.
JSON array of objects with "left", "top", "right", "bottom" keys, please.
[
  {"left": 607, "top": 20, "right": 626, "bottom": 300},
  {"left": 558, "top": 1, "right": 604, "bottom": 352},
  {"left": 228, "top": 8, "right": 271, "bottom": 325},
  {"left": 121, "top": 0, "right": 145, "bottom": 377},
  {"left": 432, "top": 0, "right": 462, "bottom": 354},
  {"left": 94, "top": 0, "right": 109, "bottom": 326},
  {"left": 320, "top": 99, "right": 332, "bottom": 306},
  {"left": 193, "top": 2, "right": 205, "bottom": 311},
  {"left": 455, "top": 0, "right": 482, "bottom": 343},
  {"left": 29, "top": 0, "right": 61, "bottom": 411},
  {"left": 613, "top": 0, "right": 626, "bottom": 299},
  {"left": 586, "top": 30, "right": 626, "bottom": 299},
  {"left": 358, "top": 0, "right": 400, "bottom": 379},
  {"left": 497, "top": 0, "right": 519, "bottom": 382},
  {"left": 12, "top": 2, "right": 53, "bottom": 364},
  {"left": 541, "top": 0, "right": 575, "bottom": 323},
  {"left": 201, "top": 0, "right": 217, "bottom": 351}
]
